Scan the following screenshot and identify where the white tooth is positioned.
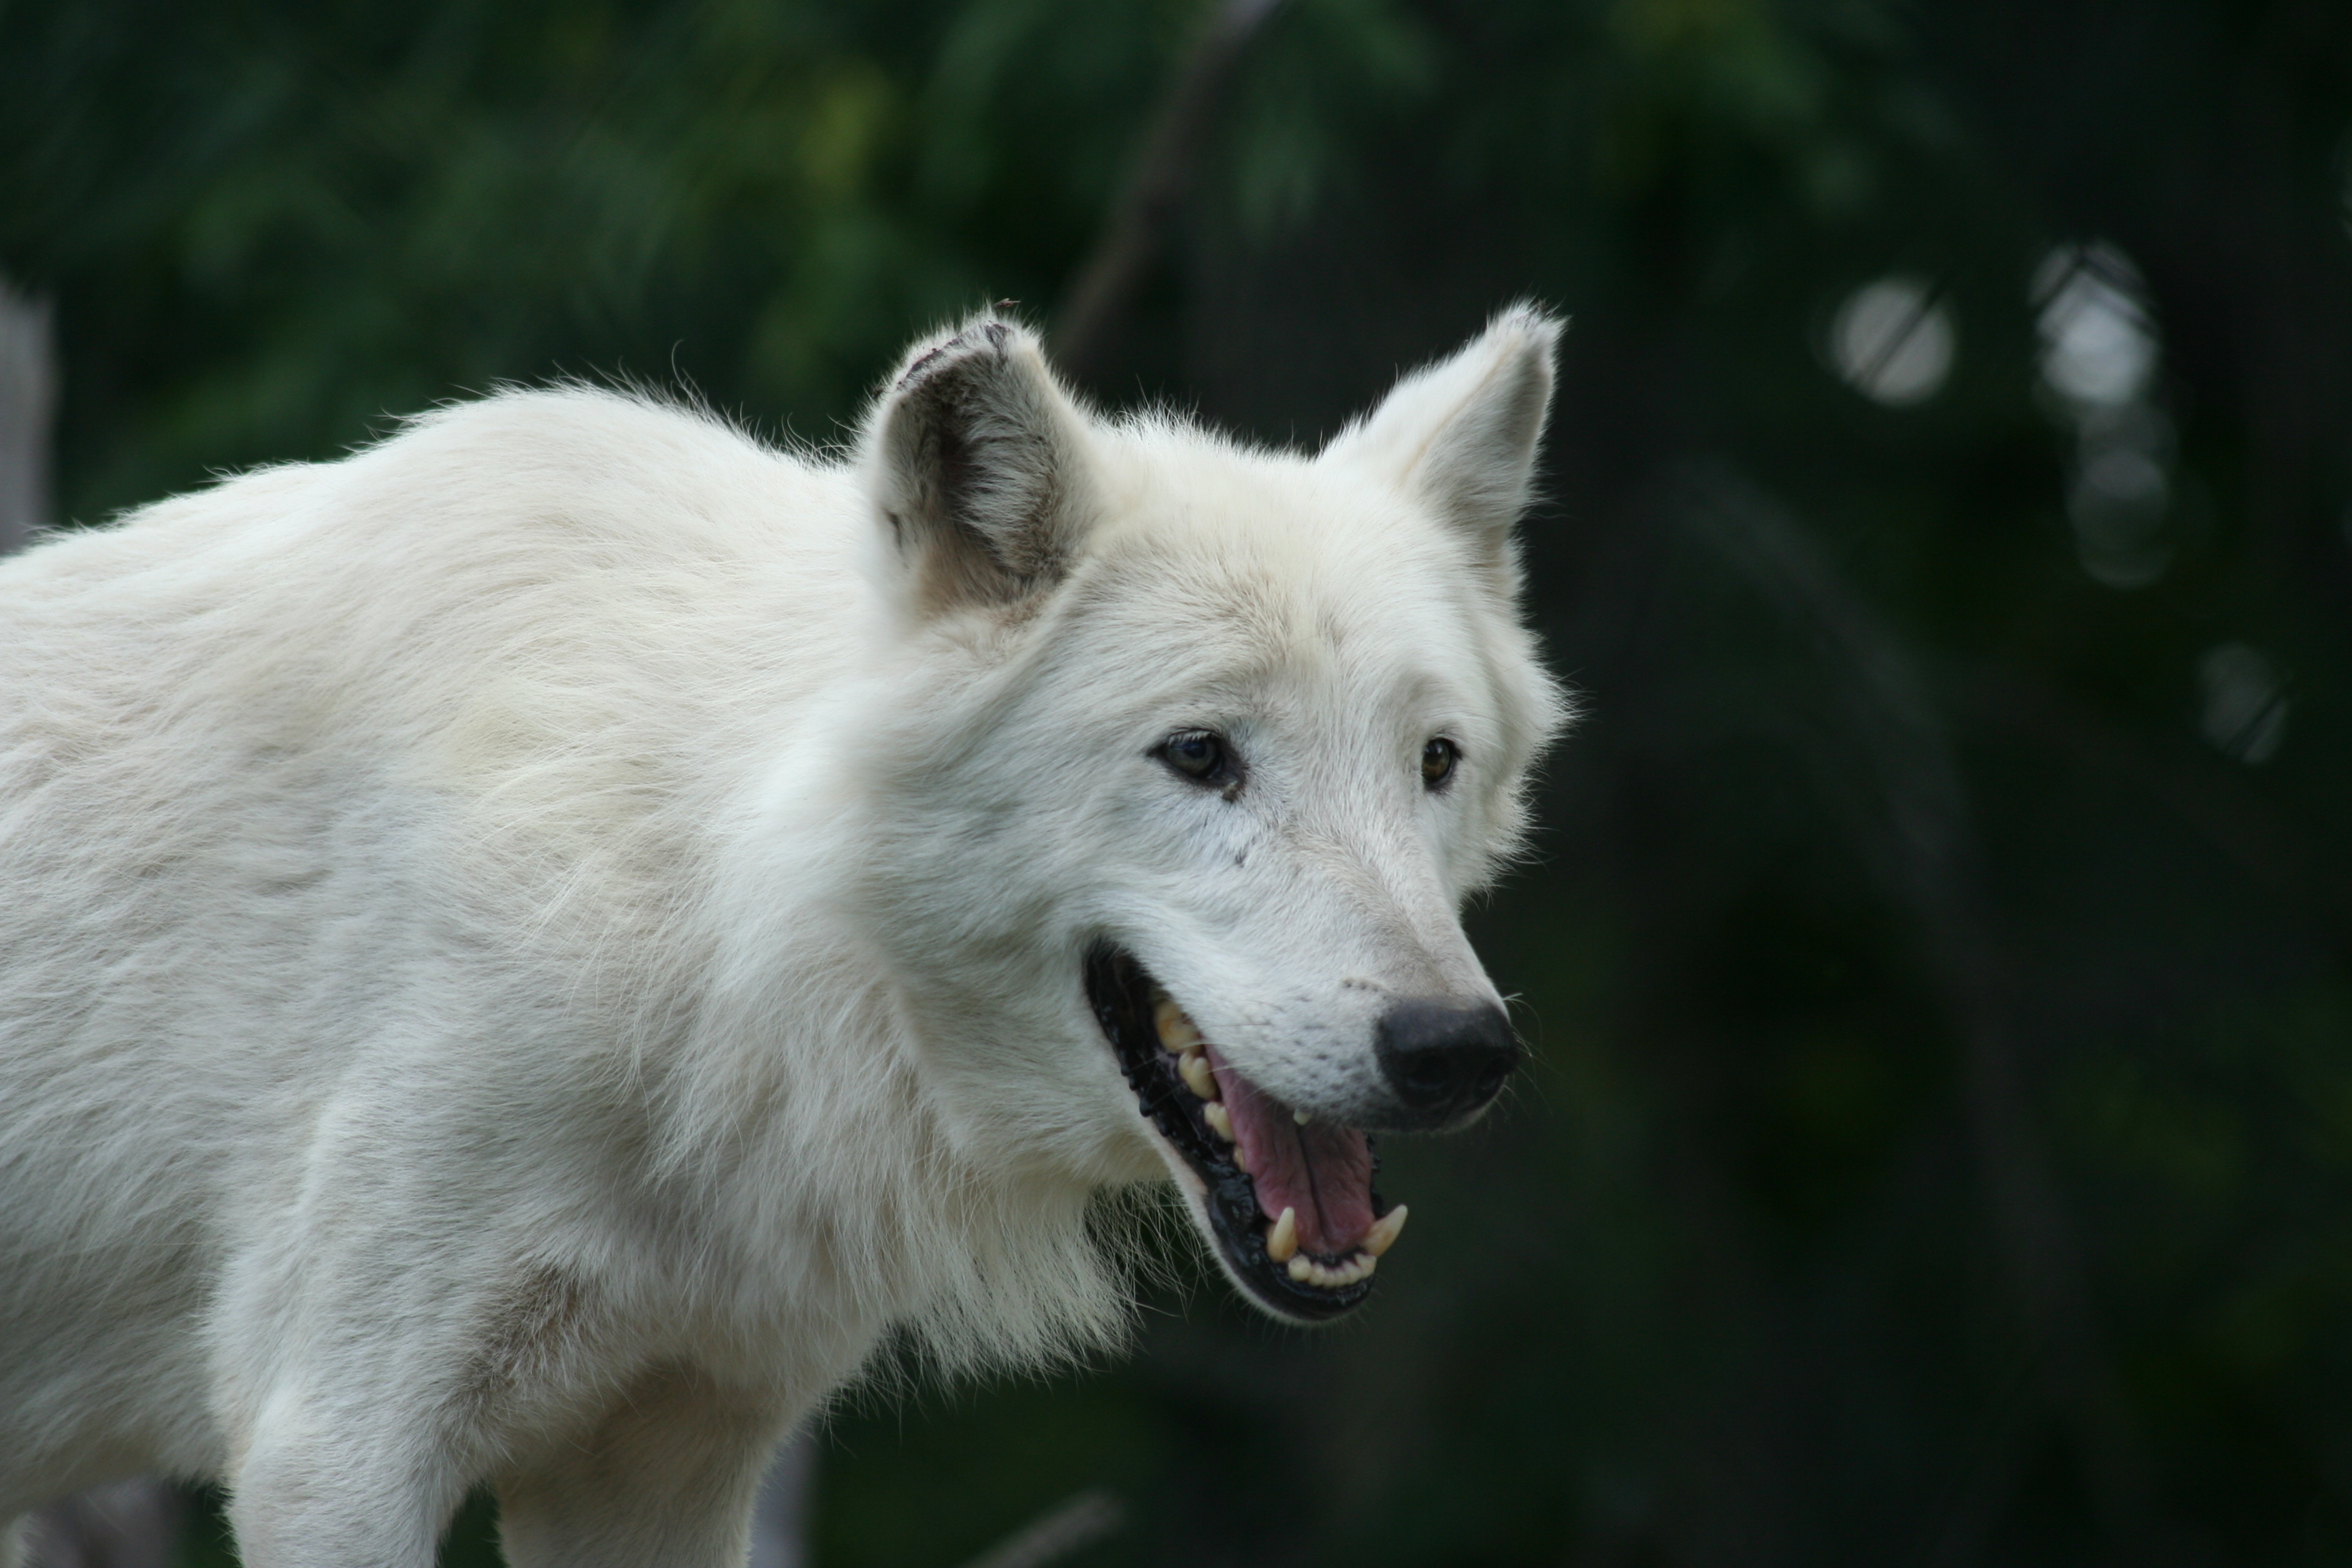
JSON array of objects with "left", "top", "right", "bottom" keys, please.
[
  {"left": 1179, "top": 1049, "right": 1217, "bottom": 1100},
  {"left": 1293, "top": 1108, "right": 1311, "bottom": 1126},
  {"left": 1287, "top": 1255, "right": 1313, "bottom": 1283},
  {"left": 1266, "top": 1206, "right": 1298, "bottom": 1262},
  {"left": 1231, "top": 1141, "right": 1250, "bottom": 1171},
  {"left": 1153, "top": 998, "right": 1198, "bottom": 1051},
  {"left": 1203, "top": 1101, "right": 1234, "bottom": 1141},
  {"left": 1362, "top": 1205, "right": 1408, "bottom": 1258}
]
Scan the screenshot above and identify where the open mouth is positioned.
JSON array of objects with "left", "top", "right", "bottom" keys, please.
[{"left": 1085, "top": 945, "right": 1405, "bottom": 1322}]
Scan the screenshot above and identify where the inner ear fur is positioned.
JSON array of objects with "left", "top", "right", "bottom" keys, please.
[
  {"left": 864, "top": 312, "right": 1100, "bottom": 617},
  {"left": 1325, "top": 305, "right": 1563, "bottom": 582}
]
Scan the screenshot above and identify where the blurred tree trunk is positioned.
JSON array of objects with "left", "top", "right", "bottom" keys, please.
[
  {"left": 1680, "top": 468, "right": 2195, "bottom": 1567},
  {"left": 0, "top": 278, "right": 52, "bottom": 553},
  {"left": 17, "top": 1483, "right": 182, "bottom": 1568},
  {"left": 1049, "top": 0, "right": 1285, "bottom": 388},
  {"left": 745, "top": 1433, "right": 817, "bottom": 1568}
]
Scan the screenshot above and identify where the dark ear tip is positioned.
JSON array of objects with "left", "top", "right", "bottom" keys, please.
[
  {"left": 892, "top": 340, "right": 953, "bottom": 392},
  {"left": 891, "top": 314, "right": 1029, "bottom": 393}
]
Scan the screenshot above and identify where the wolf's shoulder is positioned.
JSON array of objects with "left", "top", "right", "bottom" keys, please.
[
  {"left": 0, "top": 384, "right": 868, "bottom": 772},
  {"left": 366, "top": 384, "right": 850, "bottom": 557},
  {"left": 392, "top": 382, "right": 798, "bottom": 480},
  {"left": 4, "top": 385, "right": 855, "bottom": 604}
]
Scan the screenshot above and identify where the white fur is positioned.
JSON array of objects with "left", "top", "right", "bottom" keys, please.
[{"left": 0, "top": 308, "right": 1566, "bottom": 1566}]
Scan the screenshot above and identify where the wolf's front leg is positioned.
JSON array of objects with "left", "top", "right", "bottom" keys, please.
[
  {"left": 495, "top": 1363, "right": 790, "bottom": 1568},
  {"left": 226, "top": 1411, "right": 471, "bottom": 1568}
]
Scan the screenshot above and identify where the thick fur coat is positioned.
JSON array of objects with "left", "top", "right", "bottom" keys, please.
[{"left": 0, "top": 309, "right": 1565, "bottom": 1566}]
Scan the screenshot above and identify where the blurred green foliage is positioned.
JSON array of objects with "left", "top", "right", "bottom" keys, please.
[{"left": 7, "top": 0, "right": 2351, "bottom": 1564}]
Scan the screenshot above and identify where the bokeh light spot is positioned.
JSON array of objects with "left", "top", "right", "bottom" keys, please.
[
  {"left": 1828, "top": 277, "right": 1954, "bottom": 406},
  {"left": 2070, "top": 445, "right": 2172, "bottom": 589},
  {"left": 2036, "top": 244, "right": 2157, "bottom": 408},
  {"left": 2198, "top": 642, "right": 2291, "bottom": 764}
]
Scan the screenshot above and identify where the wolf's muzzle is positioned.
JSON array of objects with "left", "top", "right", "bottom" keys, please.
[{"left": 1372, "top": 998, "right": 1520, "bottom": 1129}]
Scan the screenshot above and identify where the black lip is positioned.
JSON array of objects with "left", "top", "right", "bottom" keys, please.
[{"left": 1084, "top": 943, "right": 1380, "bottom": 1322}]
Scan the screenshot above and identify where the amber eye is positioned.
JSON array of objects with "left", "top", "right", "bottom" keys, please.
[
  {"left": 1421, "top": 737, "right": 1460, "bottom": 790},
  {"left": 1160, "top": 731, "right": 1237, "bottom": 788}
]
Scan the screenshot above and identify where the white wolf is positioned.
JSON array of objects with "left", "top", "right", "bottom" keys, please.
[{"left": 0, "top": 307, "right": 1566, "bottom": 1566}]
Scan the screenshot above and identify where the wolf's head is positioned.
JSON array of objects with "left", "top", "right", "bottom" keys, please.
[{"left": 849, "top": 307, "right": 1567, "bottom": 1324}]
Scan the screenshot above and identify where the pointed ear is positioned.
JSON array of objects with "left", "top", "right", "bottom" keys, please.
[
  {"left": 1326, "top": 306, "right": 1563, "bottom": 580},
  {"left": 862, "top": 312, "right": 1100, "bottom": 617}
]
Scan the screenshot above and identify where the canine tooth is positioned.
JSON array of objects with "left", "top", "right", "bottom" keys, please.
[
  {"left": 1203, "top": 1101, "right": 1234, "bottom": 1141},
  {"left": 1266, "top": 1206, "right": 1298, "bottom": 1262},
  {"left": 1292, "top": 1108, "right": 1311, "bottom": 1126},
  {"left": 1287, "top": 1255, "right": 1314, "bottom": 1283},
  {"left": 1232, "top": 1142, "right": 1250, "bottom": 1171},
  {"left": 1179, "top": 1049, "right": 1217, "bottom": 1100},
  {"left": 1153, "top": 998, "right": 1198, "bottom": 1051},
  {"left": 1362, "top": 1205, "right": 1408, "bottom": 1258}
]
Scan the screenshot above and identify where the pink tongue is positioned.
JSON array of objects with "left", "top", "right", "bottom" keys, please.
[{"left": 1205, "top": 1048, "right": 1375, "bottom": 1258}]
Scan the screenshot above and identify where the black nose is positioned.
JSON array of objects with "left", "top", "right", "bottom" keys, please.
[{"left": 1374, "top": 998, "right": 1520, "bottom": 1125}]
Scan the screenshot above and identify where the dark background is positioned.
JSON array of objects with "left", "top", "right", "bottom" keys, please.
[{"left": 5, "top": 1, "right": 2350, "bottom": 1563}]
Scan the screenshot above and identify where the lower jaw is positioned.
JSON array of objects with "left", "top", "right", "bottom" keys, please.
[
  {"left": 1088, "top": 944, "right": 1384, "bottom": 1323},
  {"left": 1188, "top": 1162, "right": 1378, "bottom": 1323}
]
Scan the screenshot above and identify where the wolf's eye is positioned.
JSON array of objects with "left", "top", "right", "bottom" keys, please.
[
  {"left": 1422, "top": 737, "right": 1460, "bottom": 790},
  {"left": 1158, "top": 730, "right": 1236, "bottom": 788}
]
